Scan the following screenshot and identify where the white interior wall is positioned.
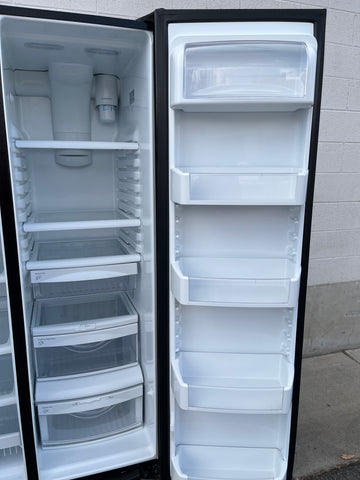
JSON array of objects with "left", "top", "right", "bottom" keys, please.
[{"left": 0, "top": 0, "right": 358, "bottom": 354}]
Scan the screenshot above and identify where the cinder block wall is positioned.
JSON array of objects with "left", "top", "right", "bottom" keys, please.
[{"left": 0, "top": 0, "right": 359, "bottom": 356}]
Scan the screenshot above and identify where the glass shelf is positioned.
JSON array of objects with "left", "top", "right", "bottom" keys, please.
[
  {"left": 24, "top": 210, "right": 141, "bottom": 232},
  {"left": 15, "top": 140, "right": 139, "bottom": 151}
]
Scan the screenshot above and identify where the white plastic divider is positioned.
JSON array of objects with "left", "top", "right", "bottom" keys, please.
[
  {"left": 171, "top": 168, "right": 308, "bottom": 205},
  {"left": 171, "top": 257, "right": 301, "bottom": 307},
  {"left": 15, "top": 140, "right": 139, "bottom": 151},
  {"left": 36, "top": 363, "right": 143, "bottom": 403},
  {"left": 24, "top": 210, "right": 140, "bottom": 232},
  {"left": 171, "top": 445, "right": 287, "bottom": 480},
  {"left": 30, "top": 262, "right": 138, "bottom": 284},
  {"left": 172, "top": 352, "right": 293, "bottom": 413}
]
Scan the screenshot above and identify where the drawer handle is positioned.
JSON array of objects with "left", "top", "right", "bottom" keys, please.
[{"left": 64, "top": 340, "right": 110, "bottom": 353}]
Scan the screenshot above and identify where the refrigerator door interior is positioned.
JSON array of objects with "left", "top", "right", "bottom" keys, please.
[
  {"left": 0, "top": 212, "right": 27, "bottom": 480},
  {"left": 0, "top": 12, "right": 156, "bottom": 480},
  {"left": 168, "top": 21, "right": 318, "bottom": 480}
]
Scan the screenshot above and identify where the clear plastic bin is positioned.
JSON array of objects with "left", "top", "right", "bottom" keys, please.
[
  {"left": 184, "top": 42, "right": 308, "bottom": 99},
  {"left": 172, "top": 444, "right": 286, "bottom": 480},
  {"left": 37, "top": 385, "right": 143, "bottom": 446},
  {"left": 33, "top": 326, "right": 138, "bottom": 379},
  {"left": 0, "top": 355, "right": 14, "bottom": 396},
  {"left": 0, "top": 405, "right": 19, "bottom": 436}
]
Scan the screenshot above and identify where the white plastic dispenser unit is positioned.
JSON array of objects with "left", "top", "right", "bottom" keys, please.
[
  {"left": 49, "top": 63, "right": 93, "bottom": 167},
  {"left": 95, "top": 74, "right": 119, "bottom": 124}
]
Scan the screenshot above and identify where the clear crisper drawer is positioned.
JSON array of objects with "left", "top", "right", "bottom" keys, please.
[
  {"left": 0, "top": 355, "right": 14, "bottom": 396},
  {"left": 184, "top": 42, "right": 308, "bottom": 99},
  {"left": 172, "top": 445, "right": 286, "bottom": 480},
  {"left": 33, "top": 323, "right": 138, "bottom": 379},
  {"left": 172, "top": 257, "right": 300, "bottom": 307},
  {"left": 37, "top": 385, "right": 143, "bottom": 446},
  {"left": 32, "top": 292, "right": 137, "bottom": 336}
]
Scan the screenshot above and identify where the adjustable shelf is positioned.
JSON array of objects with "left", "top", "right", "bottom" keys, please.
[
  {"left": 14, "top": 140, "right": 139, "bottom": 151},
  {"left": 23, "top": 210, "right": 141, "bottom": 233},
  {"left": 172, "top": 257, "right": 300, "bottom": 307},
  {"left": 27, "top": 237, "right": 140, "bottom": 271},
  {"left": 172, "top": 352, "right": 293, "bottom": 413},
  {"left": 171, "top": 445, "right": 287, "bottom": 480},
  {"left": 171, "top": 167, "right": 308, "bottom": 205}
]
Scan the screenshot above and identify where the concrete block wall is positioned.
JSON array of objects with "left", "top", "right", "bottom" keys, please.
[{"left": 0, "top": 0, "right": 359, "bottom": 356}]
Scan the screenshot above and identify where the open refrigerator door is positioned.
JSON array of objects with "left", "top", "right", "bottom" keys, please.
[{"left": 168, "top": 20, "right": 319, "bottom": 480}]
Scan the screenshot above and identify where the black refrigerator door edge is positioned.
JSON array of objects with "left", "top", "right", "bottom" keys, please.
[
  {"left": 287, "top": 11, "right": 326, "bottom": 480},
  {"left": 0, "top": 4, "right": 148, "bottom": 30},
  {"left": 0, "top": 6, "right": 156, "bottom": 480},
  {"left": 0, "top": 68, "right": 39, "bottom": 480},
  {"left": 148, "top": 8, "right": 326, "bottom": 480}
]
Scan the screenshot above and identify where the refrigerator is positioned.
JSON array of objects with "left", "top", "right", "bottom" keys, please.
[{"left": 0, "top": 6, "right": 326, "bottom": 480}]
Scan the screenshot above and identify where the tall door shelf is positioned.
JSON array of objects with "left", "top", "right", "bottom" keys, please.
[{"left": 168, "top": 20, "right": 319, "bottom": 480}]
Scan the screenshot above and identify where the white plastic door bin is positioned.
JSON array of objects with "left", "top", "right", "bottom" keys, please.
[
  {"left": 172, "top": 352, "right": 293, "bottom": 413},
  {"left": 171, "top": 444, "right": 287, "bottom": 480},
  {"left": 171, "top": 38, "right": 317, "bottom": 110},
  {"left": 0, "top": 405, "right": 19, "bottom": 439},
  {"left": 37, "top": 385, "right": 143, "bottom": 446}
]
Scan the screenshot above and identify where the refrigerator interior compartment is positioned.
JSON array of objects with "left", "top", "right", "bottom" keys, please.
[
  {"left": 33, "top": 325, "right": 138, "bottom": 380},
  {"left": 23, "top": 210, "right": 141, "bottom": 232},
  {"left": 30, "top": 262, "right": 138, "bottom": 284},
  {"left": 172, "top": 257, "right": 300, "bottom": 307},
  {"left": 171, "top": 444, "right": 286, "bottom": 480},
  {"left": 26, "top": 237, "right": 141, "bottom": 271},
  {"left": 0, "top": 404, "right": 19, "bottom": 437},
  {"left": 14, "top": 140, "right": 139, "bottom": 152},
  {"left": 32, "top": 291, "right": 137, "bottom": 336},
  {"left": 35, "top": 362, "right": 143, "bottom": 403},
  {"left": 173, "top": 109, "right": 311, "bottom": 170},
  {"left": 172, "top": 352, "right": 293, "bottom": 413},
  {"left": 0, "top": 354, "right": 14, "bottom": 397},
  {"left": 171, "top": 167, "right": 308, "bottom": 205},
  {"left": 37, "top": 384, "right": 143, "bottom": 447},
  {"left": 177, "top": 304, "right": 295, "bottom": 356}
]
